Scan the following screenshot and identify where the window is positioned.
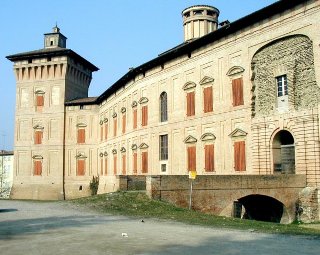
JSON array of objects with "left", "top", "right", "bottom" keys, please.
[
  {"left": 133, "top": 152, "right": 137, "bottom": 174},
  {"left": 142, "top": 151, "right": 148, "bottom": 173},
  {"left": 122, "top": 154, "right": 126, "bottom": 175},
  {"left": 77, "top": 159, "right": 85, "bottom": 176},
  {"left": 105, "top": 123, "right": 108, "bottom": 140},
  {"left": 113, "top": 156, "right": 117, "bottom": 175},
  {"left": 100, "top": 125, "right": 103, "bottom": 142},
  {"left": 187, "top": 146, "right": 196, "bottom": 171},
  {"left": 77, "top": 128, "right": 85, "bottom": 144},
  {"left": 100, "top": 158, "right": 104, "bottom": 175},
  {"left": 133, "top": 109, "right": 137, "bottom": 129},
  {"left": 186, "top": 91, "right": 195, "bottom": 116},
  {"left": 160, "top": 92, "right": 168, "bottom": 122},
  {"left": 159, "top": 135, "right": 168, "bottom": 160},
  {"left": 104, "top": 157, "right": 108, "bottom": 175},
  {"left": 113, "top": 118, "right": 117, "bottom": 137},
  {"left": 34, "top": 130, "right": 43, "bottom": 145},
  {"left": 122, "top": 114, "right": 126, "bottom": 134},
  {"left": 232, "top": 78, "right": 244, "bottom": 106},
  {"left": 204, "top": 144, "right": 214, "bottom": 172},
  {"left": 203, "top": 86, "right": 213, "bottom": 113},
  {"left": 36, "top": 94, "right": 44, "bottom": 109},
  {"left": 276, "top": 75, "right": 288, "bottom": 97},
  {"left": 141, "top": 106, "right": 148, "bottom": 126},
  {"left": 234, "top": 141, "right": 246, "bottom": 171},
  {"left": 34, "top": 160, "right": 42, "bottom": 175}
]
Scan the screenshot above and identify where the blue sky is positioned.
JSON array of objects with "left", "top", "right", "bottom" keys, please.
[{"left": 0, "top": 0, "right": 277, "bottom": 150}]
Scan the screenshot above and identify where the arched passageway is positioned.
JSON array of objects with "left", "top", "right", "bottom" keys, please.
[
  {"left": 236, "top": 195, "right": 284, "bottom": 223},
  {"left": 272, "top": 130, "right": 295, "bottom": 174}
]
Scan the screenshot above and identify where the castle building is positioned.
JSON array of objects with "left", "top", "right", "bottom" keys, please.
[{"left": 6, "top": 0, "right": 320, "bottom": 222}]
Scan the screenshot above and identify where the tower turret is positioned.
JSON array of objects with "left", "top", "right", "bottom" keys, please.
[
  {"left": 182, "top": 5, "right": 219, "bottom": 42},
  {"left": 44, "top": 25, "right": 67, "bottom": 48}
]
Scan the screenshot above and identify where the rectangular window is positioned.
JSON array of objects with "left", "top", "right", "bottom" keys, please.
[
  {"left": 77, "top": 129, "right": 85, "bottom": 144},
  {"left": 100, "top": 126, "right": 103, "bottom": 142},
  {"left": 276, "top": 75, "right": 288, "bottom": 97},
  {"left": 142, "top": 151, "right": 148, "bottom": 173},
  {"left": 77, "top": 159, "right": 85, "bottom": 176},
  {"left": 234, "top": 141, "right": 246, "bottom": 171},
  {"left": 133, "top": 109, "right": 137, "bottom": 129},
  {"left": 36, "top": 94, "right": 44, "bottom": 107},
  {"left": 113, "top": 156, "right": 117, "bottom": 175},
  {"left": 122, "top": 154, "right": 126, "bottom": 175},
  {"left": 34, "top": 160, "right": 42, "bottom": 176},
  {"left": 187, "top": 146, "right": 196, "bottom": 171},
  {"left": 133, "top": 152, "right": 137, "bottom": 174},
  {"left": 203, "top": 86, "right": 213, "bottom": 113},
  {"left": 159, "top": 134, "right": 168, "bottom": 160},
  {"left": 34, "top": 130, "right": 43, "bottom": 145},
  {"left": 204, "top": 144, "right": 214, "bottom": 172},
  {"left": 141, "top": 106, "right": 148, "bottom": 126},
  {"left": 232, "top": 78, "right": 244, "bottom": 106},
  {"left": 104, "top": 158, "right": 108, "bottom": 175},
  {"left": 122, "top": 114, "right": 126, "bottom": 134},
  {"left": 104, "top": 123, "right": 108, "bottom": 140},
  {"left": 113, "top": 118, "right": 117, "bottom": 137},
  {"left": 186, "top": 91, "right": 195, "bottom": 116},
  {"left": 100, "top": 158, "right": 104, "bottom": 175}
]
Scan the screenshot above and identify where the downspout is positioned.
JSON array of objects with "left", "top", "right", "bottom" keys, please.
[{"left": 62, "top": 101, "right": 66, "bottom": 200}]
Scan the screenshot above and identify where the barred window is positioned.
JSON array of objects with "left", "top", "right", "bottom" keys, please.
[{"left": 276, "top": 75, "right": 288, "bottom": 97}]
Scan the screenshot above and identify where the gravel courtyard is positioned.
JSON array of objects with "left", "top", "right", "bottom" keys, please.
[{"left": 0, "top": 200, "right": 319, "bottom": 255}]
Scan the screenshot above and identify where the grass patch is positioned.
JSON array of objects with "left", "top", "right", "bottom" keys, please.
[{"left": 72, "top": 191, "right": 320, "bottom": 237}]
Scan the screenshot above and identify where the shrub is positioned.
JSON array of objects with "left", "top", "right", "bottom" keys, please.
[{"left": 89, "top": 175, "right": 99, "bottom": 196}]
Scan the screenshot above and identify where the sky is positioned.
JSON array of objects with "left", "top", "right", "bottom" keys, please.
[{"left": 0, "top": 0, "right": 277, "bottom": 150}]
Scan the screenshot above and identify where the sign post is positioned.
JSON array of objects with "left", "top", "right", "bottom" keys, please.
[{"left": 188, "top": 171, "right": 197, "bottom": 210}]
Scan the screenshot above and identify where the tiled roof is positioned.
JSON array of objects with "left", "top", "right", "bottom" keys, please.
[
  {"left": 65, "top": 97, "right": 98, "bottom": 105},
  {"left": 6, "top": 47, "right": 99, "bottom": 72}
]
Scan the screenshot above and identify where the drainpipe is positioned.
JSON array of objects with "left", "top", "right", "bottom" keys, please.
[{"left": 62, "top": 105, "right": 66, "bottom": 200}]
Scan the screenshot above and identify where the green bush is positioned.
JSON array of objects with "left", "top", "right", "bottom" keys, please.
[{"left": 89, "top": 176, "right": 99, "bottom": 196}]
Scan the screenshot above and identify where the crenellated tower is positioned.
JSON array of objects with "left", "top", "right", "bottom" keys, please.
[{"left": 6, "top": 26, "right": 98, "bottom": 200}]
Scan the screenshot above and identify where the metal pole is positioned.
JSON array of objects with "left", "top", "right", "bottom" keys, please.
[{"left": 189, "top": 180, "right": 193, "bottom": 210}]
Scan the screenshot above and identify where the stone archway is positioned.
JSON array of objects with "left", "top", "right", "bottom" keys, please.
[
  {"left": 272, "top": 130, "right": 295, "bottom": 174},
  {"left": 237, "top": 195, "right": 284, "bottom": 223}
]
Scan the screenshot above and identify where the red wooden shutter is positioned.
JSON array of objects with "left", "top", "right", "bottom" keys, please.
[
  {"left": 187, "top": 146, "right": 196, "bottom": 171},
  {"left": 133, "top": 109, "right": 137, "bottom": 129},
  {"left": 34, "top": 130, "right": 43, "bottom": 145},
  {"left": 122, "top": 154, "right": 126, "bottom": 175},
  {"left": 114, "top": 118, "right": 117, "bottom": 137},
  {"left": 77, "top": 159, "right": 85, "bottom": 176},
  {"left": 77, "top": 129, "right": 85, "bottom": 144},
  {"left": 232, "top": 78, "right": 244, "bottom": 106},
  {"left": 187, "top": 92, "right": 195, "bottom": 116},
  {"left": 133, "top": 152, "right": 137, "bottom": 174},
  {"left": 104, "top": 158, "right": 108, "bottom": 175},
  {"left": 36, "top": 95, "right": 44, "bottom": 107},
  {"left": 203, "top": 87, "right": 213, "bottom": 113},
  {"left": 142, "top": 106, "right": 148, "bottom": 126},
  {"left": 113, "top": 156, "right": 117, "bottom": 175},
  {"left": 142, "top": 151, "right": 148, "bottom": 173},
  {"left": 205, "top": 144, "right": 214, "bottom": 172},
  {"left": 234, "top": 141, "right": 246, "bottom": 171},
  {"left": 105, "top": 123, "right": 108, "bottom": 140},
  {"left": 34, "top": 160, "right": 42, "bottom": 175},
  {"left": 122, "top": 114, "right": 126, "bottom": 134}
]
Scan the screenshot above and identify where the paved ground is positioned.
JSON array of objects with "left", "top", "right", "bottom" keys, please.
[{"left": 0, "top": 200, "right": 319, "bottom": 255}]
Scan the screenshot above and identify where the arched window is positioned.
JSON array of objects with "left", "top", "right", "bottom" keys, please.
[{"left": 160, "top": 92, "right": 168, "bottom": 122}]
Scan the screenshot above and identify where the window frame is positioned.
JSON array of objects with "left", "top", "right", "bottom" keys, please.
[
  {"left": 159, "top": 134, "right": 168, "bottom": 161},
  {"left": 160, "top": 92, "right": 168, "bottom": 122}
]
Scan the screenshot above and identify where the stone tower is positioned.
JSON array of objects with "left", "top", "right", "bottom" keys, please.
[
  {"left": 182, "top": 5, "right": 219, "bottom": 41},
  {"left": 6, "top": 26, "right": 98, "bottom": 200}
]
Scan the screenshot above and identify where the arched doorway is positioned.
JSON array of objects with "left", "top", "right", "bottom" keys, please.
[
  {"left": 272, "top": 130, "right": 295, "bottom": 174},
  {"left": 237, "top": 195, "right": 284, "bottom": 223}
]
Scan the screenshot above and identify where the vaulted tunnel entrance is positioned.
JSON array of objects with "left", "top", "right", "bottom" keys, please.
[{"left": 236, "top": 195, "right": 284, "bottom": 223}]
